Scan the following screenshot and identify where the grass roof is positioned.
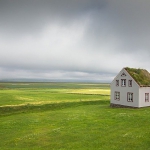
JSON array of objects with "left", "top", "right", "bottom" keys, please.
[{"left": 125, "top": 67, "right": 150, "bottom": 87}]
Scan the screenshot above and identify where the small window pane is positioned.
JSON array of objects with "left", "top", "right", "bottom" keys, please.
[
  {"left": 128, "top": 80, "right": 132, "bottom": 87},
  {"left": 115, "top": 91, "right": 120, "bottom": 100},
  {"left": 145, "top": 93, "right": 149, "bottom": 102},
  {"left": 116, "top": 80, "right": 119, "bottom": 86},
  {"left": 127, "top": 92, "right": 133, "bottom": 102},
  {"left": 121, "top": 79, "right": 126, "bottom": 87}
]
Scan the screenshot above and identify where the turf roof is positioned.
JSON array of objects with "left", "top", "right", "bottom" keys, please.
[{"left": 125, "top": 67, "right": 150, "bottom": 87}]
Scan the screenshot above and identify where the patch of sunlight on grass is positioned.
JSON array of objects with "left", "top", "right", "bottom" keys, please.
[{"left": 66, "top": 89, "right": 110, "bottom": 95}]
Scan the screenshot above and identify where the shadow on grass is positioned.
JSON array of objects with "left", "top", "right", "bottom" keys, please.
[{"left": 0, "top": 100, "right": 109, "bottom": 116}]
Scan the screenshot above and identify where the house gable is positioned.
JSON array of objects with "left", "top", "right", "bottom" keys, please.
[
  {"left": 110, "top": 67, "right": 140, "bottom": 107},
  {"left": 111, "top": 68, "right": 139, "bottom": 88}
]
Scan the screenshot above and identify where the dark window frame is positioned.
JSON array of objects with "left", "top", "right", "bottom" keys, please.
[
  {"left": 145, "top": 93, "right": 149, "bottom": 102},
  {"left": 128, "top": 80, "right": 132, "bottom": 87},
  {"left": 114, "top": 91, "right": 120, "bottom": 101},
  {"left": 127, "top": 92, "right": 133, "bottom": 102},
  {"left": 116, "top": 80, "right": 119, "bottom": 86},
  {"left": 121, "top": 79, "right": 126, "bottom": 87},
  {"left": 121, "top": 72, "right": 126, "bottom": 76}
]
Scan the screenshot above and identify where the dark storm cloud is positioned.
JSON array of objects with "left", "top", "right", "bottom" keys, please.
[
  {"left": 0, "top": 0, "right": 107, "bottom": 36},
  {"left": 0, "top": 0, "right": 150, "bottom": 81}
]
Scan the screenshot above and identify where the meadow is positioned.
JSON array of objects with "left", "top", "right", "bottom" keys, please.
[{"left": 0, "top": 82, "right": 150, "bottom": 149}]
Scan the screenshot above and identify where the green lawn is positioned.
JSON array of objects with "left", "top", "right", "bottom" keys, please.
[{"left": 0, "top": 82, "right": 150, "bottom": 149}]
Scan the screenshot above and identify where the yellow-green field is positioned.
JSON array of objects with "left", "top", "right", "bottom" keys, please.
[{"left": 0, "top": 82, "right": 110, "bottom": 106}]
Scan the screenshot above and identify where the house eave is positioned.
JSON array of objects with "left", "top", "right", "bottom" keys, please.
[{"left": 139, "top": 85, "right": 150, "bottom": 87}]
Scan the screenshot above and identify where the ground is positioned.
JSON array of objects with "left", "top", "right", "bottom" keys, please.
[{"left": 0, "top": 82, "right": 150, "bottom": 149}]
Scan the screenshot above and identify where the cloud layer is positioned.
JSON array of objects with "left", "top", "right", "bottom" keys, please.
[{"left": 0, "top": 0, "right": 150, "bottom": 82}]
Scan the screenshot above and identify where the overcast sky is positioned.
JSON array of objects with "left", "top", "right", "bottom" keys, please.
[{"left": 0, "top": 0, "right": 150, "bottom": 82}]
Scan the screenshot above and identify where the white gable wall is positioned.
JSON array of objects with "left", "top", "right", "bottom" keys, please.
[
  {"left": 111, "top": 68, "right": 139, "bottom": 107},
  {"left": 139, "top": 87, "right": 150, "bottom": 107}
]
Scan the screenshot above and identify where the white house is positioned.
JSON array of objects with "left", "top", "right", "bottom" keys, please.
[{"left": 110, "top": 67, "right": 150, "bottom": 108}]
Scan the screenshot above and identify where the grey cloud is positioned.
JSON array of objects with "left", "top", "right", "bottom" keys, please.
[
  {"left": 0, "top": 0, "right": 107, "bottom": 36},
  {"left": 0, "top": 0, "right": 150, "bottom": 81},
  {"left": 105, "top": 0, "right": 150, "bottom": 52},
  {"left": 0, "top": 67, "right": 114, "bottom": 82},
  {"left": 82, "top": 0, "right": 150, "bottom": 55}
]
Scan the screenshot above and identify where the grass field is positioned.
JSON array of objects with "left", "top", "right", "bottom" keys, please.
[
  {"left": 0, "top": 82, "right": 109, "bottom": 107},
  {"left": 0, "top": 82, "right": 150, "bottom": 149}
]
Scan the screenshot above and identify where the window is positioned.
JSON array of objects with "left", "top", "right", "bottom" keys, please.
[
  {"left": 121, "top": 79, "right": 126, "bottom": 87},
  {"left": 121, "top": 72, "right": 126, "bottom": 76},
  {"left": 127, "top": 92, "right": 133, "bottom": 102},
  {"left": 145, "top": 93, "right": 149, "bottom": 102},
  {"left": 116, "top": 80, "right": 119, "bottom": 86},
  {"left": 115, "top": 91, "right": 120, "bottom": 100},
  {"left": 128, "top": 80, "right": 132, "bottom": 87}
]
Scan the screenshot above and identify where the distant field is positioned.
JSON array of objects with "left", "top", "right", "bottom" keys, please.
[
  {"left": 0, "top": 82, "right": 110, "bottom": 106},
  {"left": 1, "top": 82, "right": 150, "bottom": 149}
]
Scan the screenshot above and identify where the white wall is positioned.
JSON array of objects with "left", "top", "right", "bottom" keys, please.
[
  {"left": 139, "top": 87, "right": 150, "bottom": 107},
  {"left": 111, "top": 68, "right": 139, "bottom": 107}
]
